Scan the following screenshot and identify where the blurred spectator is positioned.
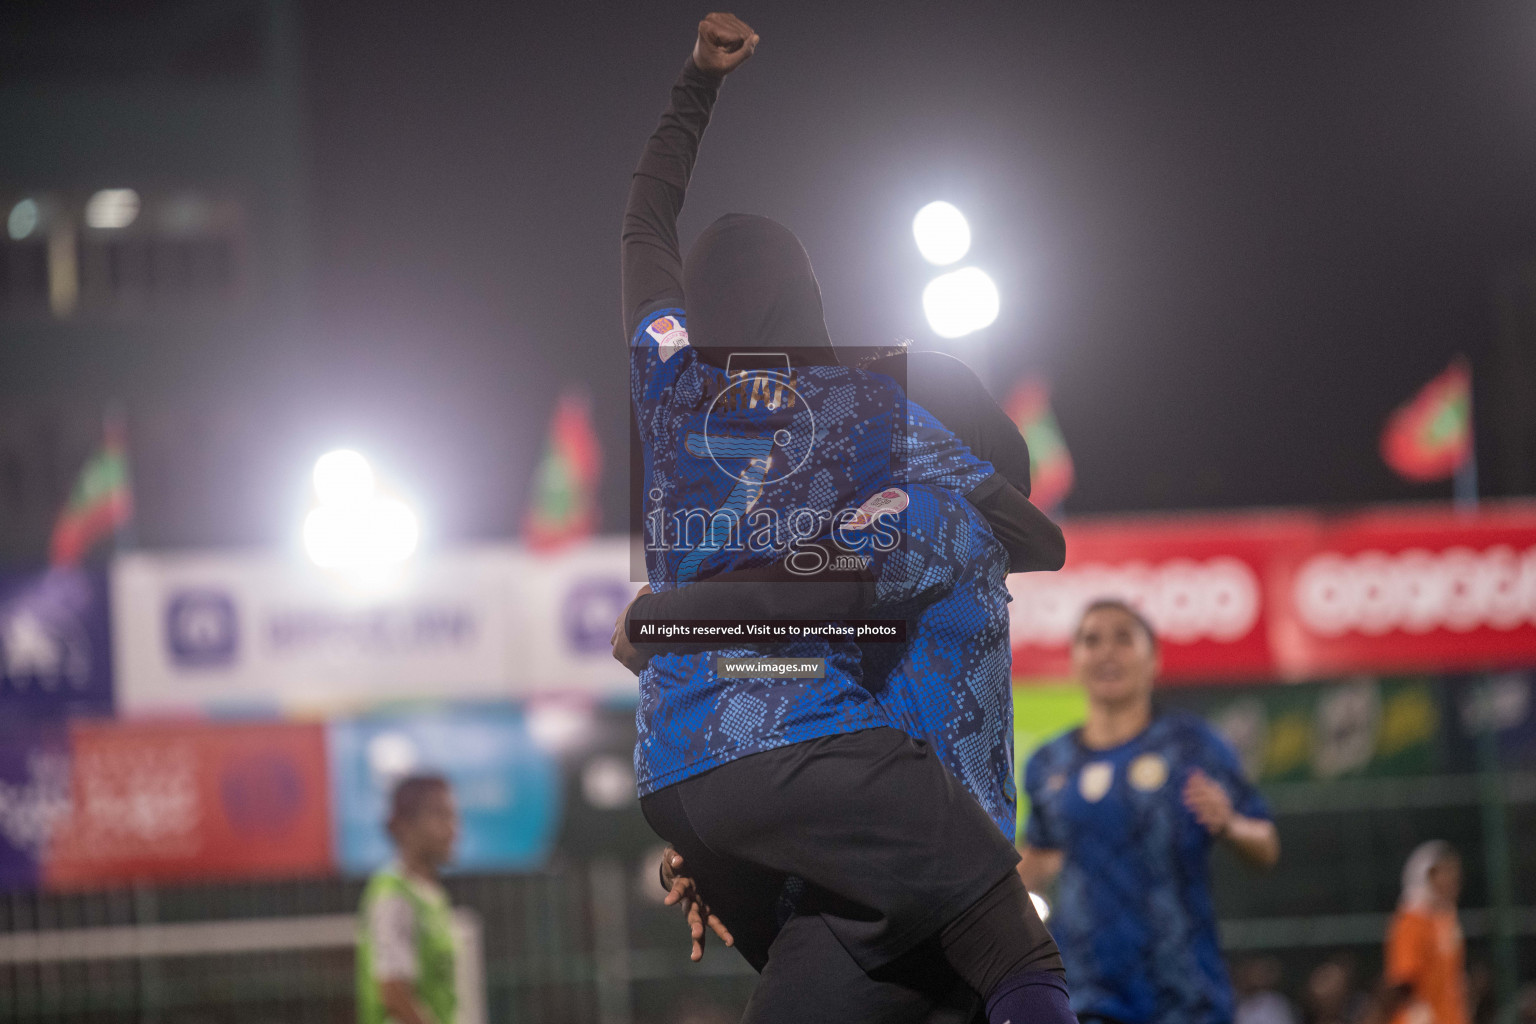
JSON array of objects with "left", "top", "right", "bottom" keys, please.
[
  {"left": 1380, "top": 841, "right": 1467, "bottom": 1024},
  {"left": 1235, "top": 956, "right": 1299, "bottom": 1024},
  {"left": 1305, "top": 957, "right": 1369, "bottom": 1024},
  {"left": 356, "top": 774, "right": 461, "bottom": 1024}
]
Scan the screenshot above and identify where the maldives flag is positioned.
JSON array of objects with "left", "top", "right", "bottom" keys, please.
[
  {"left": 1006, "top": 378, "right": 1074, "bottom": 512},
  {"left": 1380, "top": 359, "right": 1472, "bottom": 483},
  {"left": 525, "top": 389, "right": 602, "bottom": 550},
  {"left": 49, "top": 422, "right": 133, "bottom": 567}
]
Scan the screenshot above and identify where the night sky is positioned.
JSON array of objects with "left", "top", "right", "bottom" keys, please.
[{"left": 289, "top": 1, "right": 1536, "bottom": 539}]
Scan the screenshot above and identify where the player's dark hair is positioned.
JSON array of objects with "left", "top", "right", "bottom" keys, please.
[
  {"left": 1076, "top": 598, "right": 1159, "bottom": 651},
  {"left": 388, "top": 773, "right": 449, "bottom": 828}
]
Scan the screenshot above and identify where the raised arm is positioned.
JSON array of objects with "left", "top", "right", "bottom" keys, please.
[{"left": 621, "top": 13, "right": 759, "bottom": 340}]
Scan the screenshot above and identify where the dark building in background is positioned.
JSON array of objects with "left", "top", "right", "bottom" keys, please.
[{"left": 0, "top": 0, "right": 310, "bottom": 564}]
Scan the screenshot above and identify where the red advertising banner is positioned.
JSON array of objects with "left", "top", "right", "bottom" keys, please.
[
  {"left": 1269, "top": 505, "right": 1536, "bottom": 679},
  {"left": 44, "top": 720, "right": 331, "bottom": 889},
  {"left": 1010, "top": 502, "right": 1536, "bottom": 684}
]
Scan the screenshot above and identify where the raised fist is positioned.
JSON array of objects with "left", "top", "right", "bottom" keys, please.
[{"left": 692, "top": 12, "right": 758, "bottom": 77}]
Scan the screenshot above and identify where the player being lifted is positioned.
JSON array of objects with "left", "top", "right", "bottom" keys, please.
[{"left": 621, "top": 12, "right": 1073, "bottom": 1024}]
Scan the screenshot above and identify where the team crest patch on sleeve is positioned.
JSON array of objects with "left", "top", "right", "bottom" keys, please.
[
  {"left": 645, "top": 315, "right": 690, "bottom": 361},
  {"left": 843, "top": 487, "right": 909, "bottom": 530}
]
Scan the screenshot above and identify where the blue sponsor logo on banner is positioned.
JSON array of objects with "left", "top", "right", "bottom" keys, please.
[
  {"left": 166, "top": 590, "right": 239, "bottom": 667},
  {"left": 563, "top": 578, "right": 631, "bottom": 654},
  {"left": 328, "top": 706, "right": 562, "bottom": 874},
  {"left": 0, "top": 570, "right": 112, "bottom": 719}
]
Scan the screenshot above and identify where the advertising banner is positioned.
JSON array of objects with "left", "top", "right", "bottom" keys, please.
[
  {"left": 1267, "top": 505, "right": 1536, "bottom": 678},
  {"left": 108, "top": 502, "right": 1536, "bottom": 708},
  {"left": 1010, "top": 502, "right": 1536, "bottom": 683},
  {"left": 43, "top": 720, "right": 331, "bottom": 889},
  {"left": 1162, "top": 676, "right": 1441, "bottom": 783},
  {"left": 113, "top": 549, "right": 526, "bottom": 714},
  {"left": 511, "top": 537, "right": 643, "bottom": 698},
  {"left": 1009, "top": 514, "right": 1313, "bottom": 682},
  {"left": 0, "top": 569, "right": 113, "bottom": 719},
  {"left": 1443, "top": 670, "right": 1536, "bottom": 769},
  {"left": 328, "top": 706, "right": 562, "bottom": 874},
  {"left": 0, "top": 723, "right": 71, "bottom": 890}
]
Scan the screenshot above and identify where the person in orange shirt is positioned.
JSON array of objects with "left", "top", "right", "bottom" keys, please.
[{"left": 1383, "top": 841, "right": 1468, "bottom": 1024}]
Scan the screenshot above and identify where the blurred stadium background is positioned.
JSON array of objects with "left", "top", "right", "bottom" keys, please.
[{"left": 3, "top": 2, "right": 1536, "bottom": 1023}]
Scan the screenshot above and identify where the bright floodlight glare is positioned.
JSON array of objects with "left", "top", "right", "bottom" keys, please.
[
  {"left": 922, "top": 266, "right": 1001, "bottom": 338},
  {"left": 1030, "top": 892, "right": 1051, "bottom": 923},
  {"left": 313, "top": 449, "right": 375, "bottom": 507},
  {"left": 913, "top": 201, "right": 971, "bottom": 265},
  {"left": 303, "top": 498, "right": 419, "bottom": 569},
  {"left": 84, "top": 189, "right": 140, "bottom": 230},
  {"left": 7, "top": 199, "right": 39, "bottom": 241}
]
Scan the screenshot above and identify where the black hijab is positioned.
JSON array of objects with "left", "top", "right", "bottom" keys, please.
[{"left": 683, "top": 214, "right": 836, "bottom": 366}]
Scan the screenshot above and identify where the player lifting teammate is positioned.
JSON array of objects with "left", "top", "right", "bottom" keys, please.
[{"left": 621, "top": 12, "right": 1074, "bottom": 1024}]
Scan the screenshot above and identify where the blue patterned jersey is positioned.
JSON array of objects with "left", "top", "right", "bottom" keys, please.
[
  {"left": 629, "top": 309, "right": 996, "bottom": 794},
  {"left": 1023, "top": 712, "right": 1271, "bottom": 1024},
  {"left": 854, "top": 489, "right": 1015, "bottom": 835}
]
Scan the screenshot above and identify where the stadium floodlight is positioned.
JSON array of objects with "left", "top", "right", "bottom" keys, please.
[
  {"left": 84, "top": 189, "right": 140, "bottom": 230},
  {"left": 7, "top": 199, "right": 38, "bottom": 241},
  {"left": 303, "top": 450, "right": 419, "bottom": 569},
  {"left": 922, "top": 266, "right": 1000, "bottom": 338},
  {"left": 312, "top": 448, "right": 375, "bottom": 507},
  {"left": 912, "top": 201, "right": 971, "bottom": 266}
]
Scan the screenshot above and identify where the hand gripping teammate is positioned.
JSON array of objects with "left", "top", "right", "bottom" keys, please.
[{"left": 622, "top": 14, "right": 1075, "bottom": 1024}]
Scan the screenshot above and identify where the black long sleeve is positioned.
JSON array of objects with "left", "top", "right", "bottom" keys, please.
[
  {"left": 868, "top": 351, "right": 1034, "bottom": 496},
  {"left": 970, "top": 479, "right": 1065, "bottom": 572},
  {"left": 621, "top": 59, "right": 722, "bottom": 340}
]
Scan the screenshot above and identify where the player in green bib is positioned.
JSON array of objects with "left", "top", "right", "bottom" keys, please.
[{"left": 357, "top": 775, "right": 460, "bottom": 1024}]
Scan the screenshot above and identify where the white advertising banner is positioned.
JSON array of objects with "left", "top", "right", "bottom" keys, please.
[
  {"left": 510, "top": 537, "right": 645, "bottom": 699},
  {"left": 112, "top": 541, "right": 643, "bottom": 714}
]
